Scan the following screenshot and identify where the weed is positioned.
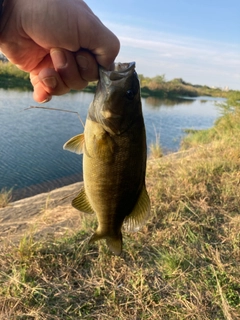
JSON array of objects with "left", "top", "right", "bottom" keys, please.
[
  {"left": 149, "top": 127, "right": 163, "bottom": 159},
  {"left": 0, "top": 188, "right": 12, "bottom": 208}
]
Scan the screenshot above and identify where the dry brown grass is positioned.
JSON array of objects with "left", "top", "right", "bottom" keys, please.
[
  {"left": 0, "top": 95, "right": 240, "bottom": 319},
  {"left": 0, "top": 188, "right": 12, "bottom": 208},
  {"left": 0, "top": 138, "right": 239, "bottom": 319},
  {"left": 149, "top": 130, "right": 163, "bottom": 159}
]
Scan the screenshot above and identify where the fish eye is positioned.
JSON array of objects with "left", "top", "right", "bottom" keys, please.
[{"left": 126, "top": 90, "right": 135, "bottom": 100}]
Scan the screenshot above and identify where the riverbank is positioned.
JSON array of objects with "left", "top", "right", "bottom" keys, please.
[
  {"left": 1, "top": 136, "right": 240, "bottom": 318},
  {"left": 0, "top": 78, "right": 240, "bottom": 319},
  {"left": 0, "top": 151, "right": 182, "bottom": 241},
  {"left": 0, "top": 181, "right": 83, "bottom": 244},
  {"left": 0, "top": 148, "right": 193, "bottom": 245}
]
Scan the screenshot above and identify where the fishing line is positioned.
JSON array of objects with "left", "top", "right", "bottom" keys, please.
[
  {"left": 25, "top": 106, "right": 85, "bottom": 129},
  {"left": 24, "top": 105, "right": 85, "bottom": 207}
]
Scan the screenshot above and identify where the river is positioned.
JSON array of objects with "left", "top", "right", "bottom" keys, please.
[{"left": 0, "top": 89, "right": 223, "bottom": 199}]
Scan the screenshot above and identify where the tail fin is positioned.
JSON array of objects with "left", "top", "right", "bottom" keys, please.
[{"left": 89, "top": 232, "right": 122, "bottom": 256}]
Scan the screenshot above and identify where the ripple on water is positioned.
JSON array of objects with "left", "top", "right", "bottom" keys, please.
[{"left": 0, "top": 89, "right": 221, "bottom": 199}]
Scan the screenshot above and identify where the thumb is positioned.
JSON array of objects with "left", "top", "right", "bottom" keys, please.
[{"left": 84, "top": 19, "right": 120, "bottom": 69}]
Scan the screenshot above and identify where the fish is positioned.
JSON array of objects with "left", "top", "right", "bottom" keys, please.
[{"left": 63, "top": 62, "right": 150, "bottom": 255}]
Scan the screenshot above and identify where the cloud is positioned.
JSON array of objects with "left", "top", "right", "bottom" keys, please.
[{"left": 106, "top": 22, "right": 240, "bottom": 89}]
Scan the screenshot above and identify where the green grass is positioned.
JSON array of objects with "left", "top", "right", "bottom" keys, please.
[
  {"left": 0, "top": 94, "right": 240, "bottom": 319},
  {"left": 181, "top": 92, "right": 240, "bottom": 149},
  {"left": 0, "top": 61, "right": 97, "bottom": 93},
  {"left": 0, "top": 61, "right": 32, "bottom": 90},
  {"left": 139, "top": 75, "right": 233, "bottom": 98}
]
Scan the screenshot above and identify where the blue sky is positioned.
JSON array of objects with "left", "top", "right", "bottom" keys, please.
[{"left": 86, "top": 0, "right": 240, "bottom": 90}]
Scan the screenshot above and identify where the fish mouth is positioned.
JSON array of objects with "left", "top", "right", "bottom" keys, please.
[
  {"left": 98, "top": 62, "right": 137, "bottom": 134},
  {"left": 89, "top": 61, "right": 139, "bottom": 135},
  {"left": 100, "top": 62, "right": 136, "bottom": 83}
]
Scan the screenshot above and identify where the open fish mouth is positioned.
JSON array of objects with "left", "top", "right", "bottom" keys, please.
[
  {"left": 89, "top": 61, "right": 140, "bottom": 135},
  {"left": 100, "top": 62, "right": 136, "bottom": 83}
]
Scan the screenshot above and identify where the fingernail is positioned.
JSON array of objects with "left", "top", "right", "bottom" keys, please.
[
  {"left": 76, "top": 55, "right": 89, "bottom": 70},
  {"left": 51, "top": 49, "right": 67, "bottom": 68},
  {"left": 40, "top": 97, "right": 52, "bottom": 104},
  {"left": 42, "top": 77, "right": 57, "bottom": 89}
]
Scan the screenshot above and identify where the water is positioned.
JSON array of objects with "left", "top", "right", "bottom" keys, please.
[
  {"left": 143, "top": 96, "right": 223, "bottom": 152},
  {"left": 0, "top": 89, "right": 222, "bottom": 199}
]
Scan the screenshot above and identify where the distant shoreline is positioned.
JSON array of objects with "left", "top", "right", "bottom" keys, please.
[
  {"left": 0, "top": 61, "right": 235, "bottom": 99},
  {"left": 0, "top": 78, "right": 231, "bottom": 99}
]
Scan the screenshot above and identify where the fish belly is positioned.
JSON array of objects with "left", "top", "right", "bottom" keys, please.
[{"left": 83, "top": 118, "right": 146, "bottom": 234}]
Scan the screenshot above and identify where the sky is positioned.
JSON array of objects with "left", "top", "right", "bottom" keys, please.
[{"left": 86, "top": 0, "right": 240, "bottom": 90}]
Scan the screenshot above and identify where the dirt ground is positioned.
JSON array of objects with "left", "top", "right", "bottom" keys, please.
[{"left": 0, "top": 182, "right": 84, "bottom": 246}]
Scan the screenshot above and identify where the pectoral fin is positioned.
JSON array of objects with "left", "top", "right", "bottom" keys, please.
[
  {"left": 63, "top": 133, "right": 85, "bottom": 154},
  {"left": 72, "top": 187, "right": 95, "bottom": 214},
  {"left": 123, "top": 185, "right": 151, "bottom": 232}
]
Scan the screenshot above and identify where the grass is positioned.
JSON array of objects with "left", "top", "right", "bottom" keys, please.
[
  {"left": 0, "top": 61, "right": 32, "bottom": 90},
  {"left": 139, "top": 75, "right": 233, "bottom": 99},
  {"left": 149, "top": 128, "right": 163, "bottom": 159},
  {"left": 0, "top": 94, "right": 240, "bottom": 319},
  {"left": 181, "top": 92, "right": 240, "bottom": 149},
  {"left": 0, "top": 188, "right": 12, "bottom": 208}
]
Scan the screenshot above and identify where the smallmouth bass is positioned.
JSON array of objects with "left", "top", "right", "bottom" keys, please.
[{"left": 63, "top": 62, "right": 150, "bottom": 255}]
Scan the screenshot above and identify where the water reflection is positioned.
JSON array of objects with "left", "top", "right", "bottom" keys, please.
[
  {"left": 142, "top": 95, "right": 221, "bottom": 155},
  {"left": 145, "top": 96, "right": 194, "bottom": 108}
]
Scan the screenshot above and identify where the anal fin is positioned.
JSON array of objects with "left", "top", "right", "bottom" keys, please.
[
  {"left": 72, "top": 187, "right": 94, "bottom": 214},
  {"left": 123, "top": 185, "right": 151, "bottom": 232}
]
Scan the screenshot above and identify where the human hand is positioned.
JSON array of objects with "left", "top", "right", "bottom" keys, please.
[{"left": 0, "top": 0, "right": 120, "bottom": 102}]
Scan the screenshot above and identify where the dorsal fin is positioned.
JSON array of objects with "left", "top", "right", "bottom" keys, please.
[
  {"left": 123, "top": 185, "right": 151, "bottom": 232},
  {"left": 72, "top": 187, "right": 95, "bottom": 214},
  {"left": 63, "top": 133, "right": 84, "bottom": 154}
]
